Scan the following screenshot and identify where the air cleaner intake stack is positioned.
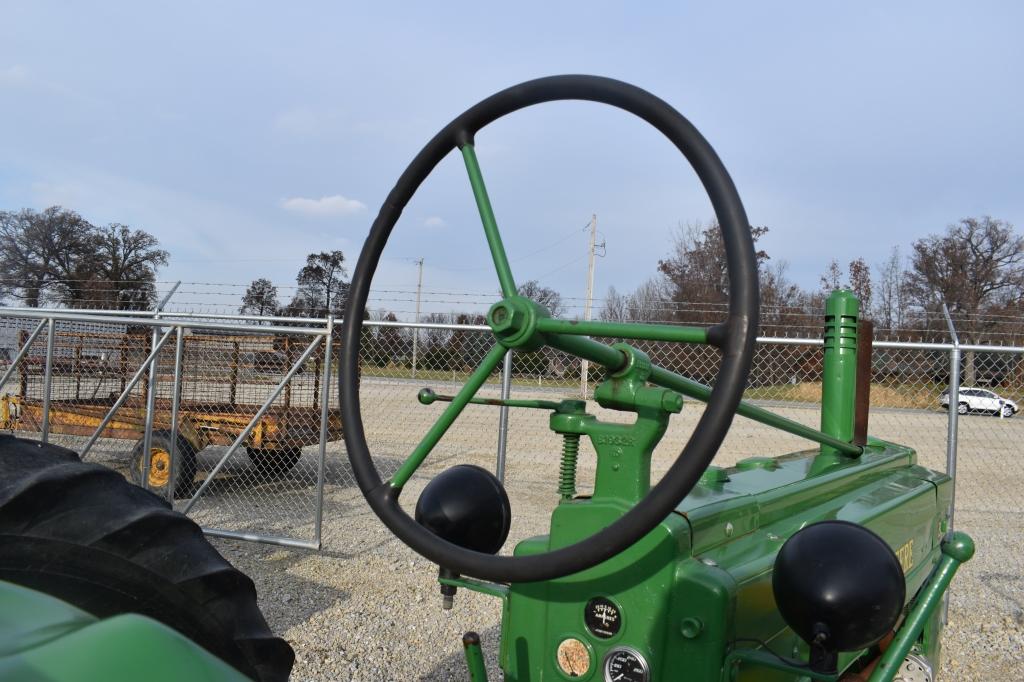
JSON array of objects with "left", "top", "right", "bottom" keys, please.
[{"left": 818, "top": 290, "right": 860, "bottom": 463}]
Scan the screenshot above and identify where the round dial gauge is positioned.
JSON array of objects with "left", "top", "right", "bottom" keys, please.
[
  {"left": 556, "top": 638, "right": 591, "bottom": 677},
  {"left": 603, "top": 647, "right": 649, "bottom": 682}
]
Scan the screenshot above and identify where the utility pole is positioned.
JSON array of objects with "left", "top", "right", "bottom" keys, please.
[
  {"left": 412, "top": 258, "right": 424, "bottom": 379},
  {"left": 580, "top": 214, "right": 602, "bottom": 398}
]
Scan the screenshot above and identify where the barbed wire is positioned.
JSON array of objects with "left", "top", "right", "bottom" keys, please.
[{"left": 6, "top": 279, "right": 1024, "bottom": 344}]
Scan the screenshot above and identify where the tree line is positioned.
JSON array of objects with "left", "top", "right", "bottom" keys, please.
[
  {"left": 0, "top": 206, "right": 168, "bottom": 309},
  {"left": 342, "top": 215, "right": 1024, "bottom": 383},
  {"left": 5, "top": 205, "right": 1020, "bottom": 383},
  {"left": 622, "top": 215, "right": 1024, "bottom": 347}
]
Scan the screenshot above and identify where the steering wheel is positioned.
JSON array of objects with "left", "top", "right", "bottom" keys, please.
[{"left": 339, "top": 75, "right": 758, "bottom": 583}]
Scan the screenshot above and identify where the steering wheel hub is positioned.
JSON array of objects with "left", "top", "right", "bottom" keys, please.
[{"left": 486, "top": 296, "right": 549, "bottom": 350}]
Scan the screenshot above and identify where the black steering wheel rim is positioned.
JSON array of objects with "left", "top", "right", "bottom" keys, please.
[{"left": 340, "top": 75, "right": 759, "bottom": 583}]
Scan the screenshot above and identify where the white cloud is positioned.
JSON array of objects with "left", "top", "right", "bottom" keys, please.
[
  {"left": 0, "top": 65, "right": 29, "bottom": 85},
  {"left": 280, "top": 195, "right": 366, "bottom": 217},
  {"left": 423, "top": 216, "right": 446, "bottom": 228}
]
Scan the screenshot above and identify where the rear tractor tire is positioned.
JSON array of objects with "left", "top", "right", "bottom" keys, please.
[
  {"left": 130, "top": 429, "right": 198, "bottom": 500},
  {"left": 0, "top": 434, "right": 294, "bottom": 681},
  {"left": 246, "top": 447, "right": 303, "bottom": 477}
]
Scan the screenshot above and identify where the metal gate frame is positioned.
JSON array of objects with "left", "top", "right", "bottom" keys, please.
[{"left": 0, "top": 308, "right": 334, "bottom": 549}]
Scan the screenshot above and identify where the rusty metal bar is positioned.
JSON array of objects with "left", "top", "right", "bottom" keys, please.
[{"left": 853, "top": 319, "right": 873, "bottom": 447}]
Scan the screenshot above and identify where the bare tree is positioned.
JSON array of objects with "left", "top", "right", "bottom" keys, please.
[
  {"left": 600, "top": 286, "right": 628, "bottom": 322},
  {"left": 875, "top": 246, "right": 907, "bottom": 333},
  {"left": 83, "top": 224, "right": 169, "bottom": 310},
  {"left": 658, "top": 220, "right": 769, "bottom": 321},
  {"left": 517, "top": 280, "right": 565, "bottom": 318},
  {"left": 0, "top": 207, "right": 97, "bottom": 306},
  {"left": 0, "top": 207, "right": 168, "bottom": 309},
  {"left": 820, "top": 258, "right": 843, "bottom": 294},
  {"left": 625, "top": 277, "right": 669, "bottom": 323},
  {"left": 292, "top": 250, "right": 349, "bottom": 317},
  {"left": 847, "top": 257, "right": 872, "bottom": 313},
  {"left": 906, "top": 217, "right": 1024, "bottom": 380},
  {"left": 240, "top": 278, "right": 280, "bottom": 317}
]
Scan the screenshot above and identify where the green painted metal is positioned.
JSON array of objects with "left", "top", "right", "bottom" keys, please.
[
  {"left": 559, "top": 433, "right": 581, "bottom": 500},
  {"left": 481, "top": 293, "right": 861, "bottom": 456},
  {"left": 391, "top": 343, "right": 506, "bottom": 488},
  {"left": 818, "top": 290, "right": 860, "bottom": 462},
  {"left": 484, "top": 440, "right": 962, "bottom": 681},
  {"left": 441, "top": 330, "right": 965, "bottom": 680},
  {"left": 464, "top": 632, "right": 490, "bottom": 682},
  {"left": 440, "top": 575, "right": 510, "bottom": 601},
  {"left": 648, "top": 365, "right": 863, "bottom": 457},
  {"left": 866, "top": 533, "right": 975, "bottom": 682},
  {"left": 424, "top": 288, "right": 967, "bottom": 680},
  {"left": 462, "top": 145, "right": 517, "bottom": 297},
  {"left": 418, "top": 387, "right": 563, "bottom": 411},
  {"left": 535, "top": 317, "right": 710, "bottom": 344},
  {"left": 0, "top": 581, "right": 251, "bottom": 682}
]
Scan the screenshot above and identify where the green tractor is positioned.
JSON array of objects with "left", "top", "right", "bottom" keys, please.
[
  {"left": 338, "top": 75, "right": 973, "bottom": 682},
  {"left": 0, "top": 75, "right": 973, "bottom": 682}
]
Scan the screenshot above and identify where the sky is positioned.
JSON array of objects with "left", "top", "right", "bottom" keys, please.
[{"left": 2, "top": 2, "right": 1022, "bottom": 319}]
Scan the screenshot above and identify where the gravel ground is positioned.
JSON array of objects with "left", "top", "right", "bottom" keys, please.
[{"left": 63, "top": 382, "right": 1024, "bottom": 680}]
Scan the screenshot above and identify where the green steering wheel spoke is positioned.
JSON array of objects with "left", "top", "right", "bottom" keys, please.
[
  {"left": 535, "top": 318, "right": 721, "bottom": 346},
  {"left": 461, "top": 144, "right": 517, "bottom": 297},
  {"left": 390, "top": 343, "right": 508, "bottom": 489}
]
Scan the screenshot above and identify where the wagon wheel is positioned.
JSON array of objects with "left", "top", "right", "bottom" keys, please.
[
  {"left": 130, "top": 429, "right": 197, "bottom": 499},
  {"left": 339, "top": 75, "right": 758, "bottom": 583}
]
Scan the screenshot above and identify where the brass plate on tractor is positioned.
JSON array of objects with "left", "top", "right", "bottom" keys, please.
[{"left": 556, "top": 637, "right": 591, "bottom": 677}]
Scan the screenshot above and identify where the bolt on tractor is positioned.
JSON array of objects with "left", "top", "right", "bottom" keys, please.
[{"left": 339, "top": 75, "right": 973, "bottom": 682}]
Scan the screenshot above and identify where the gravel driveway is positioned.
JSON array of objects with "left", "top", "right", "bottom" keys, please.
[{"left": 190, "top": 387, "right": 1024, "bottom": 681}]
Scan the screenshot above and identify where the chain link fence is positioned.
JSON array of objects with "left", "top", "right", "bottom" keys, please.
[
  {"left": 1, "top": 309, "right": 1021, "bottom": 646},
  {"left": 0, "top": 310, "right": 338, "bottom": 547}
]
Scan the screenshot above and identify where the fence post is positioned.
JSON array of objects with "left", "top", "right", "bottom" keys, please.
[
  {"left": 166, "top": 326, "right": 186, "bottom": 503},
  {"left": 140, "top": 283, "right": 180, "bottom": 486},
  {"left": 495, "top": 350, "right": 513, "bottom": 483},
  {"left": 942, "top": 304, "right": 961, "bottom": 533},
  {"left": 941, "top": 304, "right": 961, "bottom": 625},
  {"left": 40, "top": 318, "right": 56, "bottom": 444},
  {"left": 313, "top": 316, "right": 334, "bottom": 548}
]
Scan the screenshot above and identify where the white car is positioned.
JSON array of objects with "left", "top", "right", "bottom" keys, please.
[{"left": 940, "top": 387, "right": 1018, "bottom": 417}]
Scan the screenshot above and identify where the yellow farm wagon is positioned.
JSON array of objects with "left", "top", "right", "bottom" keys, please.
[{"left": 0, "top": 328, "right": 342, "bottom": 498}]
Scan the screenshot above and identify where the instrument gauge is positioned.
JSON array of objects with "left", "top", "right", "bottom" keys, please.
[{"left": 603, "top": 647, "right": 649, "bottom": 682}]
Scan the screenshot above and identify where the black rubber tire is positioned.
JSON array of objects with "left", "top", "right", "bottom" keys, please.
[
  {"left": 246, "top": 447, "right": 302, "bottom": 476},
  {"left": 957, "top": 402, "right": 969, "bottom": 415},
  {"left": 130, "top": 429, "right": 198, "bottom": 499},
  {"left": 0, "top": 434, "right": 294, "bottom": 682}
]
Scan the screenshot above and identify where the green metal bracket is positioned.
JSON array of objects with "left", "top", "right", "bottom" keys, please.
[
  {"left": 866, "top": 532, "right": 975, "bottom": 682},
  {"left": 550, "top": 344, "right": 683, "bottom": 505},
  {"left": 462, "top": 631, "right": 490, "bottom": 682}
]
